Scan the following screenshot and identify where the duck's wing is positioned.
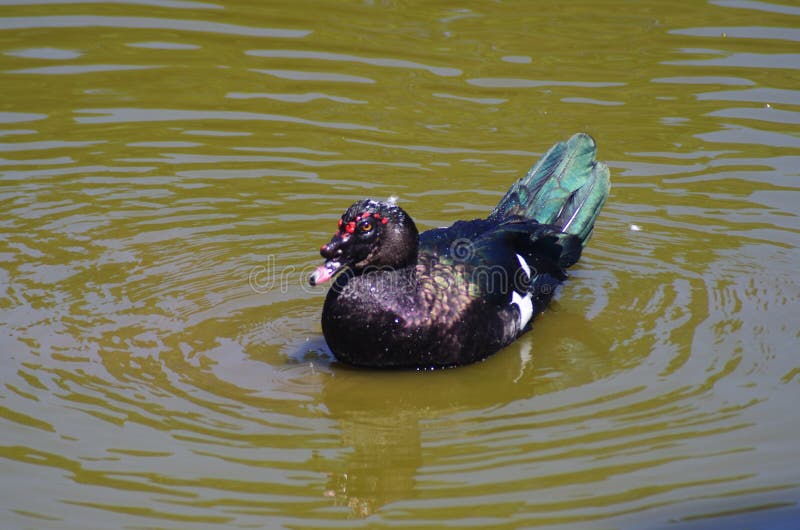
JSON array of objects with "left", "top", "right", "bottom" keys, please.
[{"left": 418, "top": 220, "right": 581, "bottom": 327}]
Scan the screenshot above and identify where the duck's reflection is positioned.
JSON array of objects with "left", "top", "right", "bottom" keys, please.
[
  {"left": 322, "top": 410, "right": 421, "bottom": 517},
  {"left": 302, "top": 304, "right": 617, "bottom": 518}
]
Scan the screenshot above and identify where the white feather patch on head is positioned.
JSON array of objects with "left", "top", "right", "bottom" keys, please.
[{"left": 386, "top": 195, "right": 398, "bottom": 205}]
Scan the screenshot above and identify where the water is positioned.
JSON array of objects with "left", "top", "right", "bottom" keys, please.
[{"left": 1, "top": 1, "right": 799, "bottom": 528}]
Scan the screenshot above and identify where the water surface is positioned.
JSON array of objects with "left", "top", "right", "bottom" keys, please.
[{"left": 1, "top": 1, "right": 799, "bottom": 529}]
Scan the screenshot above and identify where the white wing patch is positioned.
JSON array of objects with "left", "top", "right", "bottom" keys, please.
[
  {"left": 511, "top": 291, "right": 534, "bottom": 329},
  {"left": 516, "top": 253, "right": 531, "bottom": 278},
  {"left": 512, "top": 254, "right": 534, "bottom": 329}
]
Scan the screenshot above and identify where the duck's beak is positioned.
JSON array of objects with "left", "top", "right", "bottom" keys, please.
[
  {"left": 310, "top": 235, "right": 347, "bottom": 286},
  {"left": 309, "top": 259, "right": 343, "bottom": 286}
]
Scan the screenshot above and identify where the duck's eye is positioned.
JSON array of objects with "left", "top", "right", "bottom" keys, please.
[{"left": 360, "top": 220, "right": 373, "bottom": 232}]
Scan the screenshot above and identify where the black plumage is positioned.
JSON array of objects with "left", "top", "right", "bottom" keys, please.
[{"left": 310, "top": 133, "right": 610, "bottom": 369}]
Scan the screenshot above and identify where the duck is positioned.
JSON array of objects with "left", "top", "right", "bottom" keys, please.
[{"left": 310, "top": 133, "right": 610, "bottom": 369}]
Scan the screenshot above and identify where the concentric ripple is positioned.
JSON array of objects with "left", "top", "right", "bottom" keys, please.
[{"left": 1, "top": 0, "right": 799, "bottom": 529}]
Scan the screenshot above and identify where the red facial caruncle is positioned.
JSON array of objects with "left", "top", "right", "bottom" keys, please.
[
  {"left": 332, "top": 211, "right": 388, "bottom": 242},
  {"left": 352, "top": 211, "right": 388, "bottom": 225}
]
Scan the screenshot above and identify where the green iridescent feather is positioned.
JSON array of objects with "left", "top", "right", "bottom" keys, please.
[{"left": 490, "top": 133, "right": 610, "bottom": 244}]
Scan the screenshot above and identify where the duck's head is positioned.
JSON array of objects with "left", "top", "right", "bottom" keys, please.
[{"left": 310, "top": 199, "right": 419, "bottom": 286}]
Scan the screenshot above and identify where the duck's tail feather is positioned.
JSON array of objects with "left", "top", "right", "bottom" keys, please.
[{"left": 490, "top": 133, "right": 610, "bottom": 245}]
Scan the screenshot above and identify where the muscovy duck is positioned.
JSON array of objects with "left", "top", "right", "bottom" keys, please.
[{"left": 310, "top": 133, "right": 610, "bottom": 369}]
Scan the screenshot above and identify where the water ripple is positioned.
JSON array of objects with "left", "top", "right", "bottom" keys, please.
[
  {"left": 248, "top": 49, "right": 462, "bottom": 77},
  {"left": 468, "top": 78, "right": 626, "bottom": 88},
  {"left": 0, "top": 15, "right": 310, "bottom": 38},
  {"left": 0, "top": 0, "right": 221, "bottom": 8},
  {"left": 1, "top": 1, "right": 798, "bottom": 528},
  {"left": 666, "top": 52, "right": 800, "bottom": 70},
  {"left": 73, "top": 108, "right": 387, "bottom": 132},
  {"left": 7, "top": 64, "right": 161, "bottom": 75},
  {"left": 671, "top": 26, "right": 800, "bottom": 42},
  {"left": 710, "top": 0, "right": 800, "bottom": 16},
  {"left": 252, "top": 68, "right": 376, "bottom": 84}
]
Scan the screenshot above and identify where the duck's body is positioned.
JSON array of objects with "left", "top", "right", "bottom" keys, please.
[{"left": 311, "top": 133, "right": 610, "bottom": 369}]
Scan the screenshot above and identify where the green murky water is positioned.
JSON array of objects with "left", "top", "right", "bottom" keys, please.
[{"left": 1, "top": 1, "right": 799, "bottom": 528}]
